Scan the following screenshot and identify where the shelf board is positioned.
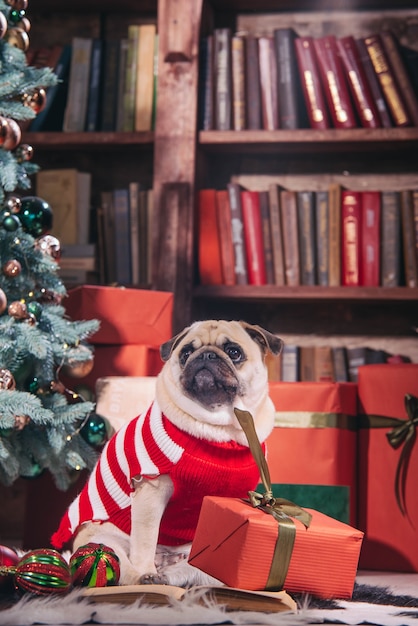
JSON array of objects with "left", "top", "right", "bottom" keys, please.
[
  {"left": 193, "top": 285, "right": 418, "bottom": 302},
  {"left": 21, "top": 131, "right": 154, "bottom": 150},
  {"left": 199, "top": 128, "right": 418, "bottom": 154}
]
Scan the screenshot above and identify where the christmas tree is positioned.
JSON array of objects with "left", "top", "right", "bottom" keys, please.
[{"left": 0, "top": 0, "right": 104, "bottom": 490}]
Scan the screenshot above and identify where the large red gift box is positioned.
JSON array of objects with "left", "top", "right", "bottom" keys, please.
[
  {"left": 357, "top": 363, "right": 418, "bottom": 572},
  {"left": 64, "top": 285, "right": 173, "bottom": 346},
  {"left": 189, "top": 496, "right": 363, "bottom": 599},
  {"left": 267, "top": 382, "right": 357, "bottom": 525}
]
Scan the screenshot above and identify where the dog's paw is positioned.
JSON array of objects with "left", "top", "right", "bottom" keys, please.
[
  {"left": 161, "top": 560, "right": 221, "bottom": 588},
  {"left": 139, "top": 573, "right": 169, "bottom": 585}
]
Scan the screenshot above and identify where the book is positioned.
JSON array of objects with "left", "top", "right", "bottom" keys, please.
[
  {"left": 240, "top": 189, "right": 267, "bottom": 285},
  {"left": 112, "top": 188, "right": 132, "bottom": 285},
  {"left": 214, "top": 28, "right": 232, "bottom": 130},
  {"left": 258, "top": 35, "right": 279, "bottom": 130},
  {"left": 314, "top": 345, "right": 334, "bottom": 382},
  {"left": 122, "top": 25, "right": 140, "bottom": 132},
  {"left": 198, "top": 189, "right": 223, "bottom": 285},
  {"left": 380, "top": 30, "right": 418, "bottom": 127},
  {"left": 328, "top": 182, "right": 342, "bottom": 287},
  {"left": 297, "top": 190, "right": 316, "bottom": 285},
  {"left": 244, "top": 34, "right": 262, "bottom": 129},
  {"left": 336, "top": 35, "right": 381, "bottom": 129},
  {"left": 227, "top": 182, "right": 248, "bottom": 285},
  {"left": 354, "top": 37, "right": 392, "bottom": 128},
  {"left": 215, "top": 189, "right": 235, "bottom": 285},
  {"left": 331, "top": 346, "right": 349, "bottom": 382},
  {"left": 146, "top": 188, "right": 154, "bottom": 286},
  {"left": 100, "top": 39, "right": 121, "bottom": 131},
  {"left": 63, "top": 37, "right": 93, "bottom": 132},
  {"left": 312, "top": 35, "right": 357, "bottom": 129},
  {"left": 135, "top": 23, "right": 157, "bottom": 131},
  {"left": 362, "top": 34, "right": 411, "bottom": 127},
  {"left": 198, "top": 35, "right": 214, "bottom": 130},
  {"left": 85, "top": 38, "right": 103, "bottom": 132},
  {"left": 380, "top": 190, "right": 402, "bottom": 287},
  {"left": 128, "top": 181, "right": 142, "bottom": 285},
  {"left": 231, "top": 34, "right": 246, "bottom": 130},
  {"left": 400, "top": 189, "right": 418, "bottom": 287},
  {"left": 280, "top": 344, "right": 299, "bottom": 382},
  {"left": 29, "top": 44, "right": 71, "bottom": 131},
  {"left": 315, "top": 190, "right": 329, "bottom": 286},
  {"left": 115, "top": 38, "right": 129, "bottom": 131},
  {"left": 82, "top": 583, "right": 296, "bottom": 613},
  {"left": 138, "top": 189, "right": 151, "bottom": 285},
  {"left": 280, "top": 189, "right": 300, "bottom": 286},
  {"left": 259, "top": 190, "right": 274, "bottom": 284},
  {"left": 413, "top": 189, "right": 418, "bottom": 280},
  {"left": 300, "top": 346, "right": 315, "bottom": 381},
  {"left": 268, "top": 183, "right": 285, "bottom": 286},
  {"left": 274, "top": 27, "right": 306, "bottom": 129},
  {"left": 36, "top": 168, "right": 91, "bottom": 246},
  {"left": 346, "top": 346, "right": 367, "bottom": 383},
  {"left": 361, "top": 191, "right": 381, "bottom": 287},
  {"left": 341, "top": 190, "right": 362, "bottom": 287},
  {"left": 294, "top": 36, "right": 330, "bottom": 130}
]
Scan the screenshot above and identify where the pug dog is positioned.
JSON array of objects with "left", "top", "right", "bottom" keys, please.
[{"left": 51, "top": 320, "right": 282, "bottom": 586}]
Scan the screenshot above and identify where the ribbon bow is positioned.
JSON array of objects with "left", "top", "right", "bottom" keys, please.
[{"left": 234, "top": 408, "right": 311, "bottom": 590}]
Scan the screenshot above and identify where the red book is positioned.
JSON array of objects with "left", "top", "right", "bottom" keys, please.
[
  {"left": 361, "top": 191, "right": 381, "bottom": 286},
  {"left": 240, "top": 190, "right": 267, "bottom": 285},
  {"left": 336, "top": 36, "right": 381, "bottom": 129},
  {"left": 313, "top": 35, "right": 357, "bottom": 129},
  {"left": 198, "top": 189, "right": 223, "bottom": 285},
  {"left": 215, "top": 190, "right": 236, "bottom": 286},
  {"left": 294, "top": 36, "right": 330, "bottom": 130},
  {"left": 341, "top": 190, "right": 362, "bottom": 286}
]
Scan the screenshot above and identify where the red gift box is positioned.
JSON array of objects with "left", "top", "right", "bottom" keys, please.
[
  {"left": 357, "top": 363, "right": 418, "bottom": 572},
  {"left": 64, "top": 285, "right": 173, "bottom": 346},
  {"left": 266, "top": 382, "right": 358, "bottom": 525},
  {"left": 189, "top": 496, "right": 363, "bottom": 599}
]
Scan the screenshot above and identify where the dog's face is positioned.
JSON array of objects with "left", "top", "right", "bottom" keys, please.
[{"left": 156, "top": 320, "right": 282, "bottom": 442}]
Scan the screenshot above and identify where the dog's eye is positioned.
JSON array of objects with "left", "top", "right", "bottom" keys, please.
[
  {"left": 179, "top": 345, "right": 194, "bottom": 365},
  {"left": 224, "top": 343, "right": 244, "bottom": 363}
]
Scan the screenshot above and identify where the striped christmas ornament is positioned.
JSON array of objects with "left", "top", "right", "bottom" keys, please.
[
  {"left": 11, "top": 549, "right": 71, "bottom": 595},
  {"left": 70, "top": 543, "right": 120, "bottom": 587}
]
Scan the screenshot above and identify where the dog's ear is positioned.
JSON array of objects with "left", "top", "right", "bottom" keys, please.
[
  {"left": 160, "top": 328, "right": 190, "bottom": 361},
  {"left": 239, "top": 321, "right": 283, "bottom": 355}
]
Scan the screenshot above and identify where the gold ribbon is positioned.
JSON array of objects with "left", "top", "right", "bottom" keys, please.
[
  {"left": 274, "top": 411, "right": 356, "bottom": 430},
  {"left": 234, "top": 408, "right": 312, "bottom": 591},
  {"left": 358, "top": 393, "right": 418, "bottom": 517}
]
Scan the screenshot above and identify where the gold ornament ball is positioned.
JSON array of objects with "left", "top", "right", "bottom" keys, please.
[
  {"left": 8, "top": 300, "right": 28, "bottom": 319},
  {"left": 5, "top": 27, "right": 29, "bottom": 51},
  {"left": 0, "top": 11, "right": 7, "bottom": 38},
  {"left": 0, "top": 288, "right": 7, "bottom": 314},
  {"left": 5, "top": 195, "right": 22, "bottom": 213},
  {"left": 63, "top": 347, "right": 94, "bottom": 379},
  {"left": 1, "top": 119, "right": 22, "bottom": 151},
  {"left": 23, "top": 89, "right": 47, "bottom": 114},
  {"left": 3, "top": 259, "right": 22, "bottom": 277},
  {"left": 6, "top": 0, "right": 28, "bottom": 9},
  {"left": 15, "top": 144, "right": 33, "bottom": 163},
  {"left": 0, "top": 369, "right": 16, "bottom": 390}
]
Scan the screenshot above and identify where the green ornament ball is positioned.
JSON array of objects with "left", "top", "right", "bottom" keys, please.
[
  {"left": 26, "top": 301, "right": 43, "bottom": 320},
  {"left": 80, "top": 413, "right": 108, "bottom": 448},
  {"left": 2, "top": 214, "right": 20, "bottom": 232},
  {"left": 19, "top": 196, "right": 53, "bottom": 237}
]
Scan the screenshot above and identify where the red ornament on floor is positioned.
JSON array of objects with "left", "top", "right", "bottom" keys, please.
[
  {"left": 70, "top": 543, "right": 120, "bottom": 587},
  {"left": 0, "top": 546, "right": 19, "bottom": 588}
]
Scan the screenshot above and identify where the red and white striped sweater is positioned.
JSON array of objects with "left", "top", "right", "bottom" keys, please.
[{"left": 51, "top": 401, "right": 263, "bottom": 548}]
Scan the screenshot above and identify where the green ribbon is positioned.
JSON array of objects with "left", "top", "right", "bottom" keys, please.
[
  {"left": 358, "top": 393, "right": 418, "bottom": 517},
  {"left": 234, "top": 408, "right": 312, "bottom": 591}
]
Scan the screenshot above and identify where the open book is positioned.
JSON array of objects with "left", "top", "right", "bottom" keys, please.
[{"left": 83, "top": 583, "right": 297, "bottom": 613}]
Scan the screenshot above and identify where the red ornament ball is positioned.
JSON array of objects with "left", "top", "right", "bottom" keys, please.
[
  {"left": 0, "top": 546, "right": 19, "bottom": 588},
  {"left": 70, "top": 543, "right": 120, "bottom": 587},
  {"left": 14, "top": 549, "right": 71, "bottom": 595}
]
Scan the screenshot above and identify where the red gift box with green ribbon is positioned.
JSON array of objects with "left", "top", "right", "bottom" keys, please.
[{"left": 357, "top": 363, "right": 418, "bottom": 572}]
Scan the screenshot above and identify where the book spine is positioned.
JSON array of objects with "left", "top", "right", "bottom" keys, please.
[
  {"left": 214, "top": 28, "right": 232, "bottom": 130},
  {"left": 198, "top": 189, "right": 223, "bottom": 285},
  {"left": 115, "top": 38, "right": 129, "bottom": 132},
  {"left": 313, "top": 35, "right": 357, "bottom": 129},
  {"left": 231, "top": 35, "right": 246, "bottom": 131},
  {"left": 294, "top": 36, "right": 330, "bottom": 129},
  {"left": 274, "top": 28, "right": 304, "bottom": 129},
  {"left": 380, "top": 190, "right": 401, "bottom": 287},
  {"left": 198, "top": 36, "right": 214, "bottom": 130},
  {"left": 336, "top": 35, "right": 381, "bottom": 129},
  {"left": 280, "top": 189, "right": 300, "bottom": 286},
  {"left": 63, "top": 37, "right": 93, "bottom": 132},
  {"left": 267, "top": 183, "right": 285, "bottom": 286},
  {"left": 259, "top": 190, "right": 275, "bottom": 284},
  {"left": 354, "top": 37, "right": 392, "bottom": 128},
  {"left": 113, "top": 188, "right": 132, "bottom": 285},
  {"left": 128, "top": 181, "right": 141, "bottom": 285},
  {"left": 244, "top": 35, "right": 262, "bottom": 129},
  {"left": 363, "top": 34, "right": 411, "bottom": 127},
  {"left": 258, "top": 36, "right": 279, "bottom": 130},
  {"left": 122, "top": 25, "right": 140, "bottom": 132},
  {"left": 280, "top": 344, "right": 300, "bottom": 382},
  {"left": 400, "top": 189, "right": 418, "bottom": 287},
  {"left": 314, "top": 346, "right": 334, "bottom": 382},
  {"left": 227, "top": 183, "right": 248, "bottom": 285},
  {"left": 135, "top": 24, "right": 157, "bottom": 132},
  {"left": 297, "top": 190, "right": 316, "bottom": 285},
  {"left": 315, "top": 190, "right": 329, "bottom": 286},
  {"left": 331, "top": 346, "right": 349, "bottom": 382},
  {"left": 300, "top": 346, "right": 315, "bottom": 381},
  {"left": 346, "top": 346, "right": 367, "bottom": 383},
  {"left": 328, "top": 183, "right": 342, "bottom": 286},
  {"left": 85, "top": 38, "right": 103, "bottom": 132},
  {"left": 413, "top": 189, "right": 418, "bottom": 279},
  {"left": 341, "top": 190, "right": 362, "bottom": 286},
  {"left": 100, "top": 40, "right": 121, "bottom": 131},
  {"left": 215, "top": 190, "right": 236, "bottom": 286},
  {"left": 361, "top": 190, "right": 381, "bottom": 286},
  {"left": 240, "top": 190, "right": 267, "bottom": 285},
  {"left": 380, "top": 30, "right": 418, "bottom": 127}
]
